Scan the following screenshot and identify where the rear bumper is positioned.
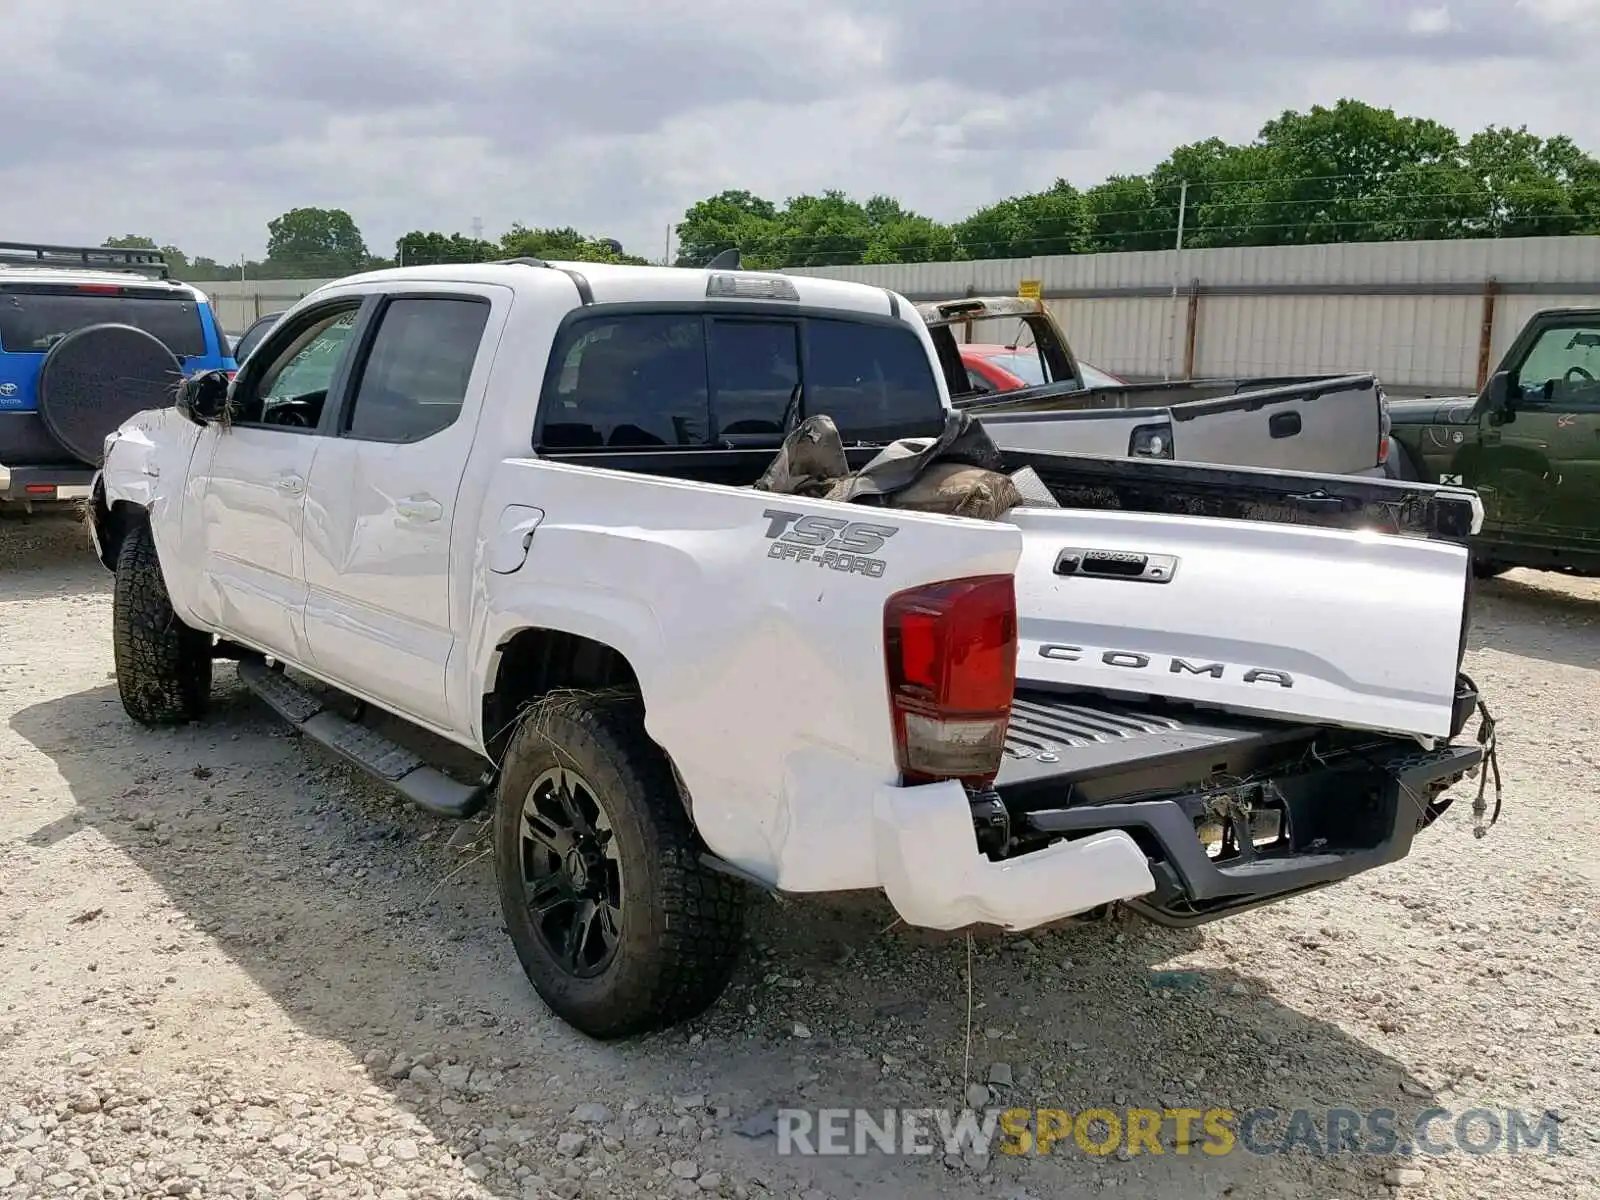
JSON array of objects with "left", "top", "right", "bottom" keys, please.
[
  {"left": 869, "top": 686, "right": 1486, "bottom": 932},
  {"left": 0, "top": 462, "right": 95, "bottom": 503},
  {"left": 1, "top": 411, "right": 91, "bottom": 503},
  {"left": 1019, "top": 741, "right": 1482, "bottom": 927},
  {"left": 873, "top": 781, "right": 1157, "bottom": 931}
]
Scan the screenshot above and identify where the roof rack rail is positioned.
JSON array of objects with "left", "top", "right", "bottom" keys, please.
[
  {"left": 494, "top": 256, "right": 550, "bottom": 268},
  {"left": 0, "top": 240, "right": 171, "bottom": 279}
]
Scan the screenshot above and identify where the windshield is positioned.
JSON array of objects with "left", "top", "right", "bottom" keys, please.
[
  {"left": 1078, "top": 362, "right": 1122, "bottom": 388},
  {"left": 980, "top": 351, "right": 1048, "bottom": 386}
]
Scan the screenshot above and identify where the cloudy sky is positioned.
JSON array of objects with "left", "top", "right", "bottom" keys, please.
[{"left": 2, "top": 0, "right": 1596, "bottom": 265}]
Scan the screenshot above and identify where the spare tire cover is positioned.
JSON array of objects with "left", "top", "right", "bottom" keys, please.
[{"left": 37, "top": 323, "right": 183, "bottom": 465}]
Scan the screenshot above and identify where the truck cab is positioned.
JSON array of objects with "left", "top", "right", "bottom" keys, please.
[{"left": 1387, "top": 307, "right": 1600, "bottom": 577}]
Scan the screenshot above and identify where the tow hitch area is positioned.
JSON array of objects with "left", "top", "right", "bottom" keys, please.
[{"left": 986, "top": 690, "right": 1492, "bottom": 928}]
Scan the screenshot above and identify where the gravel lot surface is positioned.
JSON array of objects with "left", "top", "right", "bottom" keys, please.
[{"left": 2, "top": 515, "right": 1596, "bottom": 1200}]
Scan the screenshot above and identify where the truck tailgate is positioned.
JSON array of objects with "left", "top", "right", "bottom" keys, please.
[
  {"left": 1005, "top": 504, "right": 1470, "bottom": 740},
  {"left": 1167, "top": 375, "right": 1382, "bottom": 473}
]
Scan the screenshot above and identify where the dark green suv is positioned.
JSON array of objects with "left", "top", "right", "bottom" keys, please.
[{"left": 1387, "top": 307, "right": 1600, "bottom": 578}]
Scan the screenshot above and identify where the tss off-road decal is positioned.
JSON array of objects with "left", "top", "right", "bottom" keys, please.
[{"left": 761, "top": 509, "right": 898, "bottom": 578}]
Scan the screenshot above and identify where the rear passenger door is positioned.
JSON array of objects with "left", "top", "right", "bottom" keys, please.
[{"left": 301, "top": 287, "right": 506, "bottom": 731}]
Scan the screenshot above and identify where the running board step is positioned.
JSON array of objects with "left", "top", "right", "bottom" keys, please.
[{"left": 238, "top": 658, "right": 489, "bottom": 819}]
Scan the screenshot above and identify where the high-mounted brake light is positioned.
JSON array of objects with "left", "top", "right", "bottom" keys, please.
[
  {"left": 884, "top": 575, "right": 1017, "bottom": 788},
  {"left": 706, "top": 272, "right": 799, "bottom": 301},
  {"left": 1377, "top": 387, "right": 1392, "bottom": 464},
  {"left": 76, "top": 284, "right": 122, "bottom": 295}
]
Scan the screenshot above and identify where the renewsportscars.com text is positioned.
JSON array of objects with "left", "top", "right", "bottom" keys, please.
[{"left": 776, "top": 1106, "right": 1562, "bottom": 1159}]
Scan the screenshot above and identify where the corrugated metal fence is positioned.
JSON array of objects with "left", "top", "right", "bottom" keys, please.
[
  {"left": 787, "top": 235, "right": 1600, "bottom": 395},
  {"left": 193, "top": 236, "right": 1600, "bottom": 396},
  {"left": 200, "top": 281, "right": 325, "bottom": 336}
]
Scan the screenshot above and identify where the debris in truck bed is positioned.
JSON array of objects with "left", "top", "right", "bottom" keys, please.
[{"left": 754, "top": 410, "right": 1032, "bottom": 520}]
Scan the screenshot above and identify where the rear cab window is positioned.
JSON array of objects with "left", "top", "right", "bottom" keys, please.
[
  {"left": 0, "top": 286, "right": 209, "bottom": 361},
  {"left": 536, "top": 309, "right": 945, "bottom": 450}
]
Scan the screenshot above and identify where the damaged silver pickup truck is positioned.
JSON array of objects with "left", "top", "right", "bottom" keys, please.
[{"left": 921, "top": 294, "right": 1396, "bottom": 477}]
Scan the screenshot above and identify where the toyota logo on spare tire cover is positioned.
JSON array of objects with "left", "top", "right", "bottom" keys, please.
[{"left": 36, "top": 323, "right": 182, "bottom": 465}]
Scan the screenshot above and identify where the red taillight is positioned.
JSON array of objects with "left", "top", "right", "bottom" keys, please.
[
  {"left": 75, "top": 284, "right": 122, "bottom": 295},
  {"left": 225, "top": 370, "right": 237, "bottom": 380},
  {"left": 884, "top": 574, "right": 1017, "bottom": 788},
  {"left": 25, "top": 484, "right": 56, "bottom": 496}
]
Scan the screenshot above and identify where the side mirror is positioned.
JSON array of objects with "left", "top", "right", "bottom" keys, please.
[
  {"left": 174, "top": 368, "right": 233, "bottom": 426},
  {"left": 1482, "top": 370, "right": 1515, "bottom": 425}
]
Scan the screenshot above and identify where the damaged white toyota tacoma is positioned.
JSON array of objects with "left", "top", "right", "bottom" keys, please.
[{"left": 88, "top": 257, "right": 1502, "bottom": 1039}]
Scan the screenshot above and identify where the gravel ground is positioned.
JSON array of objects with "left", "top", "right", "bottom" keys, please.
[{"left": 1, "top": 514, "right": 1596, "bottom": 1200}]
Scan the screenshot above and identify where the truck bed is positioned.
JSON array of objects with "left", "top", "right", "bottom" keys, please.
[
  {"left": 1004, "top": 447, "right": 1480, "bottom": 541},
  {"left": 962, "top": 374, "right": 1385, "bottom": 476},
  {"left": 540, "top": 443, "right": 1481, "bottom": 541}
]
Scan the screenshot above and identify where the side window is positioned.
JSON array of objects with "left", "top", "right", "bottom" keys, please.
[
  {"left": 803, "top": 318, "right": 947, "bottom": 442},
  {"left": 708, "top": 321, "right": 800, "bottom": 436},
  {"left": 344, "top": 297, "right": 491, "bottom": 443},
  {"left": 540, "top": 314, "right": 709, "bottom": 448},
  {"left": 233, "top": 306, "right": 362, "bottom": 429},
  {"left": 1515, "top": 324, "right": 1600, "bottom": 409}
]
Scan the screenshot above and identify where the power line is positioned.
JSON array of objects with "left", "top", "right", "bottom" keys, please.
[{"left": 198, "top": 209, "right": 1595, "bottom": 281}]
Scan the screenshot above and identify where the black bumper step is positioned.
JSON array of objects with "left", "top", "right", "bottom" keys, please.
[
  {"left": 1019, "top": 741, "right": 1484, "bottom": 927},
  {"left": 239, "top": 657, "right": 488, "bottom": 818}
]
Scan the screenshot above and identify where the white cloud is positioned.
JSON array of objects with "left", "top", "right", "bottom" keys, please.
[
  {"left": 1407, "top": 5, "right": 1457, "bottom": 33},
  {"left": 0, "top": 0, "right": 1592, "bottom": 264}
]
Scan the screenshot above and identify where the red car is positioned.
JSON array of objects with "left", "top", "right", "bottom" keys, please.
[{"left": 959, "top": 342, "right": 1125, "bottom": 394}]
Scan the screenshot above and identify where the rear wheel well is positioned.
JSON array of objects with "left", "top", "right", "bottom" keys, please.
[{"left": 482, "top": 629, "right": 642, "bottom": 764}]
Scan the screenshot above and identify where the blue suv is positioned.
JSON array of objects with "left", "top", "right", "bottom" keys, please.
[{"left": 0, "top": 241, "right": 236, "bottom": 509}]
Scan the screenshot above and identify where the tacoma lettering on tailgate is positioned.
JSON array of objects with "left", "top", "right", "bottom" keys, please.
[
  {"left": 1039, "top": 644, "right": 1295, "bottom": 688},
  {"left": 761, "top": 509, "right": 899, "bottom": 579}
]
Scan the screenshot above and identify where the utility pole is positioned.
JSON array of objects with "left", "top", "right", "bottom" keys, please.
[
  {"left": 664, "top": 223, "right": 674, "bottom": 266},
  {"left": 471, "top": 216, "right": 484, "bottom": 243},
  {"left": 1163, "top": 179, "right": 1190, "bottom": 382}
]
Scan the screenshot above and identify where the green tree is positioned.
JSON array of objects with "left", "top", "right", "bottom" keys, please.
[
  {"left": 265, "top": 207, "right": 369, "bottom": 277},
  {"left": 776, "top": 191, "right": 873, "bottom": 268},
  {"left": 954, "top": 180, "right": 1091, "bottom": 259},
  {"left": 673, "top": 189, "right": 781, "bottom": 266},
  {"left": 1248, "top": 100, "right": 1463, "bottom": 243},
  {"left": 1084, "top": 176, "right": 1170, "bottom": 253},
  {"left": 103, "top": 234, "right": 191, "bottom": 276},
  {"left": 396, "top": 231, "right": 497, "bottom": 266},
  {"left": 498, "top": 224, "right": 649, "bottom": 264},
  {"left": 1463, "top": 126, "right": 1587, "bottom": 237}
]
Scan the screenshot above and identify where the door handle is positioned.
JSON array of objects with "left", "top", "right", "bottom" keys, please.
[
  {"left": 396, "top": 496, "right": 444, "bottom": 523},
  {"left": 273, "top": 473, "right": 304, "bottom": 495}
]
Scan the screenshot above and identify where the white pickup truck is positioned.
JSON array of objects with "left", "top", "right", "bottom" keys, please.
[{"left": 89, "top": 259, "right": 1498, "bottom": 1039}]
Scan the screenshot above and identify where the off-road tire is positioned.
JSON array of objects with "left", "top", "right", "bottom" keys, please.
[
  {"left": 112, "top": 520, "right": 213, "bottom": 725},
  {"left": 494, "top": 693, "right": 746, "bottom": 1039}
]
